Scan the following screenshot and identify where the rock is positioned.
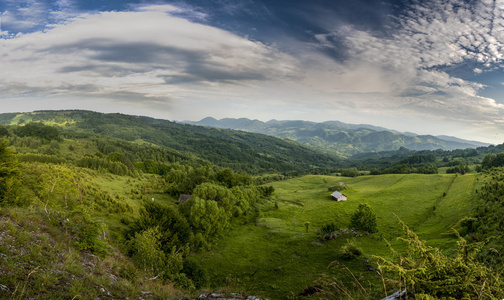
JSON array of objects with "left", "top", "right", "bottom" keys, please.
[
  {"left": 380, "top": 290, "right": 406, "bottom": 300},
  {"left": 0, "top": 284, "right": 9, "bottom": 292},
  {"left": 100, "top": 287, "right": 112, "bottom": 297}
]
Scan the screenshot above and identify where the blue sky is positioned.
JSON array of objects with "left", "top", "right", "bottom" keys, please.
[{"left": 1, "top": 0, "right": 504, "bottom": 143}]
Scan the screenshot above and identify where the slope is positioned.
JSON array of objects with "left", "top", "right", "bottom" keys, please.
[{"left": 0, "top": 110, "right": 343, "bottom": 174}]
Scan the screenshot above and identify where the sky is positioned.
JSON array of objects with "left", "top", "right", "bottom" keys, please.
[{"left": 1, "top": 0, "right": 504, "bottom": 144}]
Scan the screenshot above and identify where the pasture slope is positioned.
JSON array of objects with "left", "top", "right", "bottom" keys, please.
[{"left": 193, "top": 173, "right": 480, "bottom": 299}]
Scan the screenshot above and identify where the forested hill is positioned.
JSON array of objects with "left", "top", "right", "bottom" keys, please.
[
  {"left": 187, "top": 117, "right": 490, "bottom": 155},
  {"left": 0, "top": 110, "right": 342, "bottom": 174}
]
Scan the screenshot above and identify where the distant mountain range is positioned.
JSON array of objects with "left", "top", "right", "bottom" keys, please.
[{"left": 186, "top": 117, "right": 491, "bottom": 156}]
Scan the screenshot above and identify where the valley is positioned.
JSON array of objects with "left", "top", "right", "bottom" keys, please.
[{"left": 0, "top": 110, "right": 503, "bottom": 299}]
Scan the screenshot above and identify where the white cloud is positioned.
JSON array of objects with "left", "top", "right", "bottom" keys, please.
[
  {"left": 303, "top": 0, "right": 504, "bottom": 136},
  {"left": 0, "top": 7, "right": 299, "bottom": 111},
  {"left": 0, "top": 0, "right": 48, "bottom": 33}
]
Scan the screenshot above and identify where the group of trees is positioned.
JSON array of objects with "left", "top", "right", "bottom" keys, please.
[
  {"left": 13, "top": 122, "right": 61, "bottom": 141},
  {"left": 482, "top": 152, "right": 504, "bottom": 169},
  {"left": 124, "top": 169, "right": 271, "bottom": 286}
]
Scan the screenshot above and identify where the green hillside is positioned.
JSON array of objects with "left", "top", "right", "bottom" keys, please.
[
  {"left": 192, "top": 173, "right": 479, "bottom": 299},
  {"left": 0, "top": 110, "right": 343, "bottom": 174}
]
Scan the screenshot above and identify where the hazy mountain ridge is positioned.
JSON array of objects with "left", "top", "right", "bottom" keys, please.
[{"left": 187, "top": 117, "right": 491, "bottom": 155}]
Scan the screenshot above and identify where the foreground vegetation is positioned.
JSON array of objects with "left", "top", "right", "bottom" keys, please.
[{"left": 1, "top": 110, "right": 504, "bottom": 299}]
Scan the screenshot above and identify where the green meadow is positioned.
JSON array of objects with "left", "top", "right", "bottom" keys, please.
[{"left": 193, "top": 173, "right": 480, "bottom": 299}]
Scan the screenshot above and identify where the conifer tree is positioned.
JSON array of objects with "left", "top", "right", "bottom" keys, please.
[{"left": 349, "top": 203, "right": 378, "bottom": 233}]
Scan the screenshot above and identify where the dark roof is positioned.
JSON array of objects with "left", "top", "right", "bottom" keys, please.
[{"left": 178, "top": 194, "right": 192, "bottom": 204}]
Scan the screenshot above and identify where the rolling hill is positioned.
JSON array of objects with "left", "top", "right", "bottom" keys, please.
[{"left": 0, "top": 110, "right": 343, "bottom": 174}]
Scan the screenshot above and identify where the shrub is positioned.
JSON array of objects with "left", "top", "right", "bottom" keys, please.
[
  {"left": 68, "top": 208, "right": 109, "bottom": 258},
  {"left": 182, "top": 259, "right": 207, "bottom": 289},
  {"left": 320, "top": 223, "right": 339, "bottom": 235},
  {"left": 0, "top": 140, "right": 20, "bottom": 205},
  {"left": 375, "top": 217, "right": 504, "bottom": 298},
  {"left": 340, "top": 239, "right": 362, "bottom": 260},
  {"left": 126, "top": 200, "right": 192, "bottom": 252},
  {"left": 459, "top": 216, "right": 477, "bottom": 233},
  {"left": 128, "top": 226, "right": 167, "bottom": 275}
]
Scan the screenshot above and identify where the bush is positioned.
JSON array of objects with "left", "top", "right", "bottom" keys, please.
[
  {"left": 68, "top": 208, "right": 109, "bottom": 258},
  {"left": 182, "top": 259, "right": 207, "bottom": 289},
  {"left": 375, "top": 217, "right": 504, "bottom": 298},
  {"left": 328, "top": 182, "right": 347, "bottom": 192},
  {"left": 340, "top": 239, "right": 362, "bottom": 260},
  {"left": 459, "top": 216, "right": 477, "bottom": 233},
  {"left": 126, "top": 200, "right": 192, "bottom": 252},
  {"left": 320, "top": 223, "right": 339, "bottom": 235},
  {"left": 0, "top": 140, "right": 20, "bottom": 204},
  {"left": 128, "top": 227, "right": 167, "bottom": 275}
]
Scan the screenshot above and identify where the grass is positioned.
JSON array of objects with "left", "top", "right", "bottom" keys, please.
[
  {"left": 192, "top": 173, "right": 478, "bottom": 299},
  {"left": 0, "top": 206, "right": 186, "bottom": 299}
]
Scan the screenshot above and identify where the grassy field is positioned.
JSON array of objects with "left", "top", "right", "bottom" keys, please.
[{"left": 193, "top": 173, "right": 480, "bottom": 299}]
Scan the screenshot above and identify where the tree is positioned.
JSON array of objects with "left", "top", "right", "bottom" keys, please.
[
  {"left": 341, "top": 168, "right": 360, "bottom": 177},
  {"left": 128, "top": 226, "right": 168, "bottom": 275},
  {"left": 126, "top": 200, "right": 192, "bottom": 252},
  {"left": 0, "top": 140, "right": 20, "bottom": 204},
  {"left": 349, "top": 203, "right": 378, "bottom": 233},
  {"left": 188, "top": 197, "right": 229, "bottom": 238}
]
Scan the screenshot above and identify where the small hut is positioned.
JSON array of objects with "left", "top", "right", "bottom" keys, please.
[{"left": 331, "top": 191, "right": 347, "bottom": 201}]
